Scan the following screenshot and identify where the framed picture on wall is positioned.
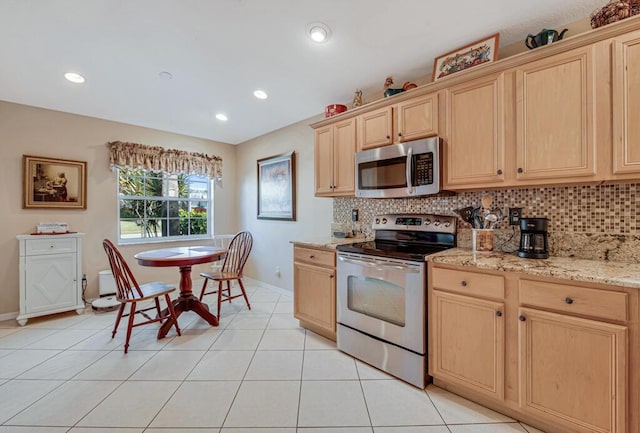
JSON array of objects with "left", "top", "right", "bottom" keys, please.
[
  {"left": 257, "top": 151, "right": 296, "bottom": 221},
  {"left": 23, "top": 155, "right": 87, "bottom": 209}
]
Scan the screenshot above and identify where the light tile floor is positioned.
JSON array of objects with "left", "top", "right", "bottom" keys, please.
[{"left": 0, "top": 282, "right": 547, "bottom": 433}]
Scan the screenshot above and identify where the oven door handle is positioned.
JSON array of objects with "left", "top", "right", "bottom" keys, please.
[
  {"left": 338, "top": 256, "right": 420, "bottom": 273},
  {"left": 406, "top": 147, "right": 413, "bottom": 194}
]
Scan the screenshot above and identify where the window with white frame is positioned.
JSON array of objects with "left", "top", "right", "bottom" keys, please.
[{"left": 117, "top": 168, "right": 212, "bottom": 243}]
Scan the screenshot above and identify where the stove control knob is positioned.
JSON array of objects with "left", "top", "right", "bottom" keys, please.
[
  {"left": 444, "top": 221, "right": 451, "bottom": 227},
  {"left": 381, "top": 218, "right": 387, "bottom": 224},
  {"left": 424, "top": 219, "right": 431, "bottom": 225},
  {"left": 434, "top": 220, "right": 441, "bottom": 226}
]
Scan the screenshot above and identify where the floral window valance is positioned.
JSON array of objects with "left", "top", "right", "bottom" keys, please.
[{"left": 108, "top": 141, "right": 223, "bottom": 179}]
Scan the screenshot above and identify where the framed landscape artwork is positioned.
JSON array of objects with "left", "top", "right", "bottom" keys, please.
[
  {"left": 432, "top": 33, "right": 500, "bottom": 82},
  {"left": 257, "top": 151, "right": 296, "bottom": 221},
  {"left": 23, "top": 155, "right": 87, "bottom": 209}
]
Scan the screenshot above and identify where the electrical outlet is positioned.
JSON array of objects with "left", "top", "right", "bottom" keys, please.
[
  {"left": 352, "top": 209, "right": 359, "bottom": 222},
  {"left": 508, "top": 207, "right": 522, "bottom": 226}
]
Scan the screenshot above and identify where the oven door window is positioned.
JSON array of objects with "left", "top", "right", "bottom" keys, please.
[
  {"left": 346, "top": 275, "right": 405, "bottom": 327},
  {"left": 358, "top": 157, "right": 407, "bottom": 190}
]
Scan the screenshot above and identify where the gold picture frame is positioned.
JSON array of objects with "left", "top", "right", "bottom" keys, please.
[
  {"left": 23, "top": 155, "right": 87, "bottom": 209},
  {"left": 257, "top": 151, "right": 296, "bottom": 221},
  {"left": 432, "top": 33, "right": 500, "bottom": 82}
]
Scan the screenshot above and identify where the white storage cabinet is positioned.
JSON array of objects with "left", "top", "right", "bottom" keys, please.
[{"left": 16, "top": 233, "right": 85, "bottom": 325}]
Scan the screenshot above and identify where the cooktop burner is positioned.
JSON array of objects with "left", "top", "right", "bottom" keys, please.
[
  {"left": 337, "top": 240, "right": 451, "bottom": 261},
  {"left": 336, "top": 213, "right": 457, "bottom": 261}
]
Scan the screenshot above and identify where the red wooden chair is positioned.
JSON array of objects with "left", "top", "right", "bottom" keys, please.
[
  {"left": 199, "top": 231, "right": 253, "bottom": 320},
  {"left": 102, "top": 239, "right": 181, "bottom": 353}
]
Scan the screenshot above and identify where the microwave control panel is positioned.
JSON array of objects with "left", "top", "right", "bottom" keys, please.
[{"left": 414, "top": 153, "right": 434, "bottom": 186}]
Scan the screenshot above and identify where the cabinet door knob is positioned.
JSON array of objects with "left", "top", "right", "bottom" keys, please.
[
  {"left": 517, "top": 167, "right": 524, "bottom": 173},
  {"left": 460, "top": 280, "right": 467, "bottom": 287},
  {"left": 565, "top": 297, "right": 574, "bottom": 304},
  {"left": 398, "top": 132, "right": 403, "bottom": 137},
  {"left": 386, "top": 135, "right": 391, "bottom": 140},
  {"left": 497, "top": 169, "right": 503, "bottom": 175},
  {"left": 309, "top": 255, "right": 315, "bottom": 259},
  {"left": 495, "top": 311, "right": 502, "bottom": 317},
  {"left": 329, "top": 274, "right": 334, "bottom": 279},
  {"left": 519, "top": 315, "right": 526, "bottom": 321}
]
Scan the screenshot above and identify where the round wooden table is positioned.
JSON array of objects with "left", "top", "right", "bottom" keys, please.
[{"left": 134, "top": 245, "right": 226, "bottom": 338}]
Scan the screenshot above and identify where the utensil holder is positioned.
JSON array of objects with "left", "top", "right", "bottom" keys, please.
[{"left": 472, "top": 229, "right": 494, "bottom": 252}]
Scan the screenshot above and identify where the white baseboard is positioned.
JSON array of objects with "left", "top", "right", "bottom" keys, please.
[
  {"left": 0, "top": 311, "right": 18, "bottom": 322},
  {"left": 244, "top": 277, "right": 292, "bottom": 297}
]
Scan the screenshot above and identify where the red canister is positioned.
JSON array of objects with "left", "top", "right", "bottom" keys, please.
[{"left": 325, "top": 104, "right": 347, "bottom": 117}]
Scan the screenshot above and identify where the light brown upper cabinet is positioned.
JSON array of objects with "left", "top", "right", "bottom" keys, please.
[
  {"left": 314, "top": 118, "right": 356, "bottom": 197},
  {"left": 611, "top": 30, "right": 640, "bottom": 177},
  {"left": 358, "top": 93, "right": 439, "bottom": 151},
  {"left": 357, "top": 106, "right": 394, "bottom": 150},
  {"left": 513, "top": 45, "right": 598, "bottom": 183},
  {"left": 444, "top": 73, "right": 506, "bottom": 188},
  {"left": 396, "top": 93, "right": 439, "bottom": 142}
]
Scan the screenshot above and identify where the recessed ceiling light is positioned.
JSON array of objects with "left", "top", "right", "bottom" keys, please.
[
  {"left": 215, "top": 113, "right": 228, "bottom": 121},
  {"left": 308, "top": 22, "right": 331, "bottom": 43},
  {"left": 253, "top": 90, "right": 268, "bottom": 99},
  {"left": 64, "top": 72, "right": 85, "bottom": 84},
  {"left": 158, "top": 71, "right": 173, "bottom": 80}
]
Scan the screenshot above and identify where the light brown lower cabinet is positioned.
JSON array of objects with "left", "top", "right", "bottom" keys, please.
[
  {"left": 519, "top": 307, "right": 627, "bottom": 433},
  {"left": 429, "top": 264, "right": 638, "bottom": 433},
  {"left": 293, "top": 245, "right": 336, "bottom": 340},
  {"left": 431, "top": 290, "right": 505, "bottom": 401}
]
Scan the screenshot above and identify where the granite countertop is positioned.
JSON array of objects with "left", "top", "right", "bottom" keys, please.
[
  {"left": 291, "top": 236, "right": 369, "bottom": 250},
  {"left": 429, "top": 248, "right": 640, "bottom": 289}
]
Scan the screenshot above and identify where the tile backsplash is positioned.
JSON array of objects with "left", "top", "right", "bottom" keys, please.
[{"left": 334, "top": 183, "right": 640, "bottom": 263}]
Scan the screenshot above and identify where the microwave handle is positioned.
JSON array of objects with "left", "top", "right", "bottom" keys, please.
[{"left": 406, "top": 147, "right": 413, "bottom": 194}]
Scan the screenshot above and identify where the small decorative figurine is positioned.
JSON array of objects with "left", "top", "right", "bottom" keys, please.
[
  {"left": 352, "top": 89, "right": 363, "bottom": 108},
  {"left": 383, "top": 76, "right": 405, "bottom": 98}
]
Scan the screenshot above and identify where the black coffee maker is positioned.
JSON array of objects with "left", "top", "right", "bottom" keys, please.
[{"left": 518, "top": 218, "right": 549, "bottom": 259}]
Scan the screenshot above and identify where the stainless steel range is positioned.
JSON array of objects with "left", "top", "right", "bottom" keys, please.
[{"left": 335, "top": 213, "right": 457, "bottom": 388}]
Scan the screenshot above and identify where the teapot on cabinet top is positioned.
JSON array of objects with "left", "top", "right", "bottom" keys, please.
[{"left": 525, "top": 28, "right": 568, "bottom": 49}]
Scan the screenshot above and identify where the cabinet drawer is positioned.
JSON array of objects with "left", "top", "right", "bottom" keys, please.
[
  {"left": 294, "top": 246, "right": 335, "bottom": 268},
  {"left": 519, "top": 279, "right": 628, "bottom": 322},
  {"left": 25, "top": 238, "right": 77, "bottom": 255},
  {"left": 432, "top": 267, "right": 504, "bottom": 300}
]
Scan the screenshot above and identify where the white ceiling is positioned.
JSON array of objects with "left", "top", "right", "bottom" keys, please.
[{"left": 0, "top": 0, "right": 608, "bottom": 145}]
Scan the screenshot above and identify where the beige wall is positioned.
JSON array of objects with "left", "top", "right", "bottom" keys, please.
[
  {"left": 236, "top": 115, "right": 333, "bottom": 292},
  {"left": 0, "top": 101, "right": 238, "bottom": 316}
]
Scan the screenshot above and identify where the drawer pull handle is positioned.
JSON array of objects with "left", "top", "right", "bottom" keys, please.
[
  {"left": 565, "top": 297, "right": 574, "bottom": 304},
  {"left": 495, "top": 311, "right": 502, "bottom": 317},
  {"left": 309, "top": 255, "right": 315, "bottom": 259},
  {"left": 460, "top": 280, "right": 467, "bottom": 287},
  {"left": 519, "top": 315, "right": 526, "bottom": 321}
]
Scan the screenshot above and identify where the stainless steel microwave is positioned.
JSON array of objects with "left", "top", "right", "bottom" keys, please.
[{"left": 355, "top": 137, "right": 442, "bottom": 198}]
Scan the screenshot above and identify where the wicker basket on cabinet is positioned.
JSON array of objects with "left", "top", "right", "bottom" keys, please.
[{"left": 591, "top": 0, "right": 640, "bottom": 28}]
